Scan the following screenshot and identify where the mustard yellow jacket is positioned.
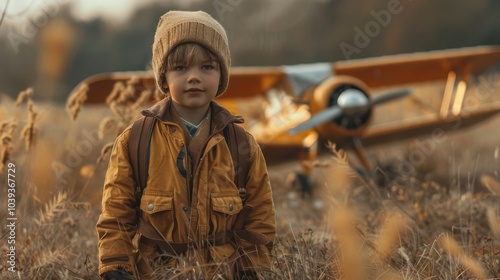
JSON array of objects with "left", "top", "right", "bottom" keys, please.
[{"left": 96, "top": 98, "right": 276, "bottom": 277}]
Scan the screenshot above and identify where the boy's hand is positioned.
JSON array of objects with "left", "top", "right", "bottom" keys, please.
[{"left": 102, "top": 267, "right": 134, "bottom": 280}]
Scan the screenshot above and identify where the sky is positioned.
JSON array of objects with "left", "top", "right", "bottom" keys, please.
[
  {"left": 1, "top": 0, "right": 156, "bottom": 24},
  {"left": 1, "top": 0, "right": 307, "bottom": 29}
]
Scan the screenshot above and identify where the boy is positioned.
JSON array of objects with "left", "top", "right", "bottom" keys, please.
[{"left": 96, "top": 10, "right": 276, "bottom": 279}]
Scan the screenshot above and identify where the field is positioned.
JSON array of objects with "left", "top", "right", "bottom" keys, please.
[{"left": 1, "top": 88, "right": 500, "bottom": 280}]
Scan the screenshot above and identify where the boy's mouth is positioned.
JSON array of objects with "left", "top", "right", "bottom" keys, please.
[{"left": 185, "top": 88, "right": 204, "bottom": 93}]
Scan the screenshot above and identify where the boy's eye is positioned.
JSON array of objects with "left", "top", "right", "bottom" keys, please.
[
  {"left": 201, "top": 64, "right": 216, "bottom": 70},
  {"left": 173, "top": 66, "right": 186, "bottom": 71}
]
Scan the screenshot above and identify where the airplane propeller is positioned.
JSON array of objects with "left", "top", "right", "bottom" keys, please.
[{"left": 289, "top": 88, "right": 412, "bottom": 135}]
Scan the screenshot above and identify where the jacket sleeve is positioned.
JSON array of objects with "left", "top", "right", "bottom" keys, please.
[
  {"left": 95, "top": 127, "right": 138, "bottom": 276},
  {"left": 239, "top": 132, "right": 276, "bottom": 270}
]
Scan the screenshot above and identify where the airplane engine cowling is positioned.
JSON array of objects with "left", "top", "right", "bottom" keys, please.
[{"left": 310, "top": 75, "right": 373, "bottom": 141}]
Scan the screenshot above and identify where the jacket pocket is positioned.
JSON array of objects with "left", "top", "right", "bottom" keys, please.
[
  {"left": 140, "top": 192, "right": 174, "bottom": 237},
  {"left": 210, "top": 192, "right": 243, "bottom": 234}
]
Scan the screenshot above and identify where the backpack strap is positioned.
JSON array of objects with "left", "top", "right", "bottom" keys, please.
[
  {"left": 128, "top": 116, "right": 156, "bottom": 201},
  {"left": 225, "top": 123, "right": 250, "bottom": 203},
  {"left": 224, "top": 124, "right": 267, "bottom": 272}
]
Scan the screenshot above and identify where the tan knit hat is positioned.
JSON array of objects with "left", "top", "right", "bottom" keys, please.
[{"left": 152, "top": 10, "right": 230, "bottom": 96}]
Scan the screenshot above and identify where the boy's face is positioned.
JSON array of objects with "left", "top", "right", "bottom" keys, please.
[{"left": 163, "top": 48, "right": 220, "bottom": 111}]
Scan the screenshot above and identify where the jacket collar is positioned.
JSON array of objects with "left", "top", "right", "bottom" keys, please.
[{"left": 140, "top": 97, "right": 244, "bottom": 132}]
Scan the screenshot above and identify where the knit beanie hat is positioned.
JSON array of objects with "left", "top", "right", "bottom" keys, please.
[{"left": 152, "top": 10, "right": 231, "bottom": 96}]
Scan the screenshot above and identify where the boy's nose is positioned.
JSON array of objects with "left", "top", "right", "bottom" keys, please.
[{"left": 187, "top": 70, "right": 201, "bottom": 83}]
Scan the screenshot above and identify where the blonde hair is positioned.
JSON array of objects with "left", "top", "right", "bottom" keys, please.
[{"left": 160, "top": 43, "right": 220, "bottom": 92}]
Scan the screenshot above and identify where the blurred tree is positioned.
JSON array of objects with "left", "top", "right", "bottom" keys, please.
[{"left": 37, "top": 18, "right": 75, "bottom": 99}]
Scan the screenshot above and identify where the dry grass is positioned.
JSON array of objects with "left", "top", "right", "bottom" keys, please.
[
  {"left": 0, "top": 118, "right": 17, "bottom": 171},
  {"left": 2, "top": 81, "right": 500, "bottom": 279},
  {"left": 19, "top": 96, "right": 37, "bottom": 152},
  {"left": 66, "top": 83, "right": 88, "bottom": 120}
]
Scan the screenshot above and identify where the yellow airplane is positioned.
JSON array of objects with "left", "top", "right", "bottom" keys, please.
[{"left": 69, "top": 45, "right": 500, "bottom": 193}]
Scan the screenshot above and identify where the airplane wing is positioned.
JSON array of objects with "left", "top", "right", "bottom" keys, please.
[
  {"left": 225, "top": 45, "right": 500, "bottom": 98},
  {"left": 334, "top": 45, "right": 500, "bottom": 88},
  {"left": 73, "top": 65, "right": 324, "bottom": 103}
]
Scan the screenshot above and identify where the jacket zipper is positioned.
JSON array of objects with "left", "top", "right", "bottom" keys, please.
[{"left": 189, "top": 126, "right": 229, "bottom": 235}]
